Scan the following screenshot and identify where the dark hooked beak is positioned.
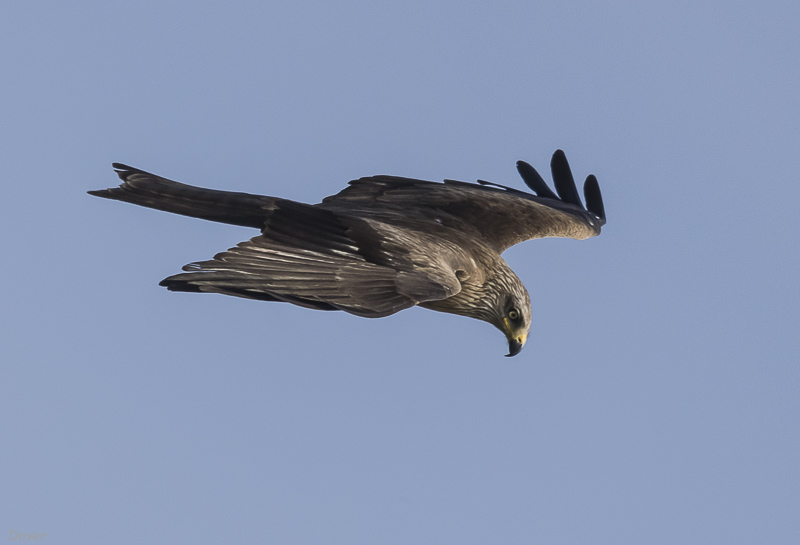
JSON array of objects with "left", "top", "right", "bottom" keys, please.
[{"left": 505, "top": 339, "right": 524, "bottom": 357}]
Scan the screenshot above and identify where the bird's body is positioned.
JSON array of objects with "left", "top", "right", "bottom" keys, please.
[{"left": 89, "top": 150, "right": 605, "bottom": 356}]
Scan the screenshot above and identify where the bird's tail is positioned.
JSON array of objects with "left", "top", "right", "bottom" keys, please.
[{"left": 88, "top": 164, "right": 278, "bottom": 228}]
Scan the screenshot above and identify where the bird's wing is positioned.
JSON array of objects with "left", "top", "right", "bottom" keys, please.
[
  {"left": 321, "top": 150, "right": 606, "bottom": 253},
  {"left": 161, "top": 201, "right": 462, "bottom": 318}
]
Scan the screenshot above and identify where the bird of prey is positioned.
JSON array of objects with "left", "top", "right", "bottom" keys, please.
[{"left": 89, "top": 150, "right": 605, "bottom": 356}]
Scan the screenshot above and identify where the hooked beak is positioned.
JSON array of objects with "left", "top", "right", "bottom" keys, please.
[
  {"left": 502, "top": 318, "right": 528, "bottom": 357},
  {"left": 505, "top": 339, "right": 524, "bottom": 357},
  {"left": 504, "top": 332, "right": 528, "bottom": 357}
]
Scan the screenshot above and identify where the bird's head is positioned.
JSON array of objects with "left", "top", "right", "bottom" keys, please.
[
  {"left": 466, "top": 266, "right": 531, "bottom": 356},
  {"left": 494, "top": 289, "right": 531, "bottom": 357},
  {"left": 420, "top": 261, "right": 531, "bottom": 356},
  {"left": 467, "top": 261, "right": 531, "bottom": 357}
]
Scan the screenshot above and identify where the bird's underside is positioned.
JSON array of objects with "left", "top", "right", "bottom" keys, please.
[{"left": 89, "top": 150, "right": 606, "bottom": 356}]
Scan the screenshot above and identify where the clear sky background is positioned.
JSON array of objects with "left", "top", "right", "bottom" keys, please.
[{"left": 2, "top": 1, "right": 798, "bottom": 543}]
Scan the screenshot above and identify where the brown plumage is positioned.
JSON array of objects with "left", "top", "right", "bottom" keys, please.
[{"left": 89, "top": 149, "right": 606, "bottom": 356}]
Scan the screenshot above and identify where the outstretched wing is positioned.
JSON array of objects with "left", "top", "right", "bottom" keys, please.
[
  {"left": 321, "top": 149, "right": 605, "bottom": 253},
  {"left": 161, "top": 200, "right": 462, "bottom": 318}
]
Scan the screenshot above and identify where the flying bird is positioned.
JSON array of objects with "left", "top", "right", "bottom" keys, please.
[{"left": 89, "top": 150, "right": 606, "bottom": 356}]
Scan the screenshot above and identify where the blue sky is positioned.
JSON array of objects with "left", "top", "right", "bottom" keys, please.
[{"left": 2, "top": 1, "right": 799, "bottom": 543}]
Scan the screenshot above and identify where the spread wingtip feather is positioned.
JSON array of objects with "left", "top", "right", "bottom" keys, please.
[{"left": 583, "top": 174, "right": 606, "bottom": 224}]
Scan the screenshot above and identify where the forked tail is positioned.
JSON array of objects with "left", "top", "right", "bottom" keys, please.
[{"left": 88, "top": 164, "right": 278, "bottom": 228}]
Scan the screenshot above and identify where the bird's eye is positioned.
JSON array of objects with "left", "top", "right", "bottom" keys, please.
[{"left": 508, "top": 308, "right": 520, "bottom": 321}]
